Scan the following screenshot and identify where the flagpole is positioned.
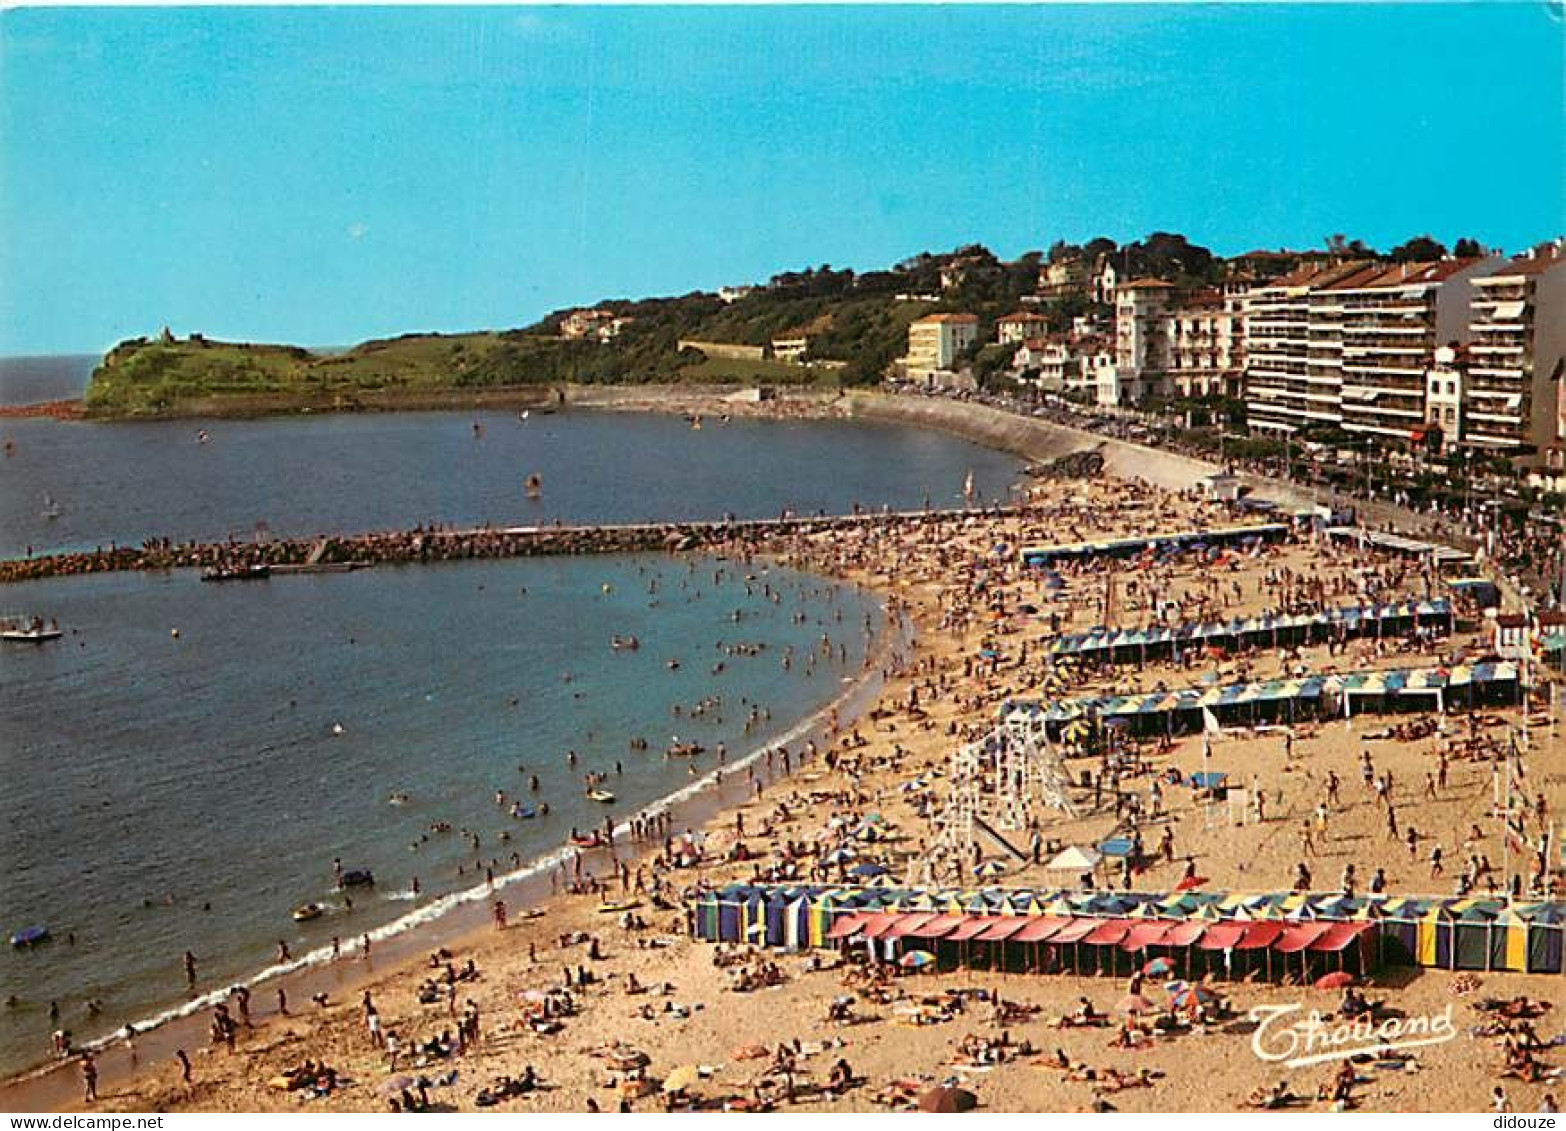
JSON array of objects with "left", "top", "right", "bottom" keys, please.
[{"left": 1504, "top": 743, "right": 1513, "bottom": 907}]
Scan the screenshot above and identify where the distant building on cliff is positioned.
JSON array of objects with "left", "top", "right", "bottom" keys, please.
[{"left": 900, "top": 313, "right": 980, "bottom": 385}]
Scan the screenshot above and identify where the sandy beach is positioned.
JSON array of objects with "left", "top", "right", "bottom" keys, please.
[{"left": 16, "top": 473, "right": 1562, "bottom": 1115}]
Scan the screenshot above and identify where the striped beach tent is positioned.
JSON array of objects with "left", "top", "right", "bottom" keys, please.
[
  {"left": 1490, "top": 907, "right": 1530, "bottom": 972},
  {"left": 1522, "top": 904, "right": 1566, "bottom": 974}
]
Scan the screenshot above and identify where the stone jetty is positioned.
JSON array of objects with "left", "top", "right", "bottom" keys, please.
[{"left": 0, "top": 506, "right": 1015, "bottom": 584}]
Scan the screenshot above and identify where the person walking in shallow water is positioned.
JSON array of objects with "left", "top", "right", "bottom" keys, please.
[{"left": 80, "top": 1051, "right": 97, "bottom": 1103}]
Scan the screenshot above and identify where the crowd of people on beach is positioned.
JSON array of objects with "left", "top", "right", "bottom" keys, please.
[{"left": 34, "top": 468, "right": 1562, "bottom": 1116}]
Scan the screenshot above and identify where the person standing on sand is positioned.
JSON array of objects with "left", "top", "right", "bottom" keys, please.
[
  {"left": 493, "top": 899, "right": 507, "bottom": 931},
  {"left": 176, "top": 1048, "right": 192, "bottom": 1084},
  {"left": 276, "top": 987, "right": 288, "bottom": 1016},
  {"left": 79, "top": 1051, "right": 97, "bottom": 1103}
]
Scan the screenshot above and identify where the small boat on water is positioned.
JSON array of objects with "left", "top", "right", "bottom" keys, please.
[
  {"left": 291, "top": 903, "right": 324, "bottom": 923},
  {"left": 9, "top": 925, "right": 50, "bottom": 948},
  {"left": 525, "top": 473, "right": 543, "bottom": 499},
  {"left": 610, "top": 634, "right": 640, "bottom": 651},
  {"left": 570, "top": 832, "right": 606, "bottom": 849},
  {"left": 665, "top": 742, "right": 705, "bottom": 758},
  {"left": 201, "top": 563, "right": 271, "bottom": 583},
  {"left": 586, "top": 789, "right": 616, "bottom": 804},
  {"left": 339, "top": 869, "right": 375, "bottom": 888},
  {"left": 1, "top": 615, "right": 62, "bottom": 643}
]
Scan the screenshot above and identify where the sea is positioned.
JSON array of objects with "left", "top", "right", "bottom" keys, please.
[{"left": 0, "top": 354, "right": 1023, "bottom": 1077}]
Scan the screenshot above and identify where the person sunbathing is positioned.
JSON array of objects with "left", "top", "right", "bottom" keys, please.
[{"left": 1248, "top": 1080, "right": 1301, "bottom": 1109}]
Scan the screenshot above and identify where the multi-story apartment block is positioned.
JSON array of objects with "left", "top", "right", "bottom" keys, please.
[
  {"left": 1333, "top": 258, "right": 1501, "bottom": 442},
  {"left": 1106, "top": 281, "right": 1246, "bottom": 406},
  {"left": 1112, "top": 279, "right": 1173, "bottom": 404},
  {"left": 1464, "top": 240, "right": 1566, "bottom": 470},
  {"left": 1157, "top": 288, "right": 1247, "bottom": 400},
  {"left": 1245, "top": 261, "right": 1372, "bottom": 435},
  {"left": 901, "top": 313, "right": 980, "bottom": 382}
]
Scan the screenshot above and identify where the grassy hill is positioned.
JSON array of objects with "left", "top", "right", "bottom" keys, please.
[{"left": 84, "top": 245, "right": 1070, "bottom": 417}]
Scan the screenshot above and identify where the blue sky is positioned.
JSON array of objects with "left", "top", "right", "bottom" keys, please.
[{"left": 1, "top": 4, "right": 1562, "bottom": 355}]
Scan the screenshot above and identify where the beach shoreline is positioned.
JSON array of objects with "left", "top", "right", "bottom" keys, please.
[{"left": 0, "top": 564, "right": 911, "bottom": 1111}]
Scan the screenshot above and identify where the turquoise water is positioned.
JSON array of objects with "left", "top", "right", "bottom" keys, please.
[{"left": 0, "top": 555, "right": 878, "bottom": 1075}]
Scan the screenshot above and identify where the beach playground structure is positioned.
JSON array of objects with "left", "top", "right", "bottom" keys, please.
[
  {"left": 689, "top": 883, "right": 1566, "bottom": 979},
  {"left": 913, "top": 719, "right": 1078, "bottom": 886}
]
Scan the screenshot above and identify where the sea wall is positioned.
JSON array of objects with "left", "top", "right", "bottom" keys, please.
[{"left": 843, "top": 392, "right": 1221, "bottom": 493}]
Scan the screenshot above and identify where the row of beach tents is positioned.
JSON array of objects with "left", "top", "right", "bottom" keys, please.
[
  {"left": 1019, "top": 522, "right": 1291, "bottom": 569},
  {"left": 688, "top": 883, "right": 1566, "bottom": 975},
  {"left": 1041, "top": 598, "right": 1454, "bottom": 664},
  {"left": 1000, "top": 660, "right": 1520, "bottom": 737}
]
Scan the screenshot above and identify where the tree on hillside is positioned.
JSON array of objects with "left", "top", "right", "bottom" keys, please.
[
  {"left": 1083, "top": 237, "right": 1118, "bottom": 263},
  {"left": 1390, "top": 235, "right": 1448, "bottom": 263},
  {"left": 1326, "top": 234, "right": 1378, "bottom": 257},
  {"left": 1122, "top": 232, "right": 1219, "bottom": 283},
  {"left": 1453, "top": 237, "right": 1485, "bottom": 258}
]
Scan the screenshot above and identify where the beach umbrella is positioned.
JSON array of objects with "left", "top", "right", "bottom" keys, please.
[
  {"left": 1169, "top": 984, "right": 1216, "bottom": 1009},
  {"left": 899, "top": 949, "right": 937, "bottom": 970},
  {"left": 974, "top": 861, "right": 1007, "bottom": 878},
  {"left": 1141, "top": 957, "right": 1174, "bottom": 976},
  {"left": 850, "top": 862, "right": 888, "bottom": 879},
  {"left": 918, "top": 1086, "right": 978, "bottom": 1113},
  {"left": 1314, "top": 971, "right": 1356, "bottom": 990},
  {"left": 1117, "top": 993, "right": 1155, "bottom": 1015},
  {"left": 663, "top": 1065, "right": 701, "bottom": 1094},
  {"left": 824, "top": 848, "right": 856, "bottom": 866}
]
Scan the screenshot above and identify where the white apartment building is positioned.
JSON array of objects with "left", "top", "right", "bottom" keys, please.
[
  {"left": 769, "top": 334, "right": 812, "bottom": 362},
  {"left": 1333, "top": 258, "right": 1501, "bottom": 442},
  {"left": 1424, "top": 344, "right": 1466, "bottom": 442},
  {"left": 1108, "top": 281, "right": 1247, "bottom": 406},
  {"left": 902, "top": 313, "right": 980, "bottom": 382},
  {"left": 1112, "top": 279, "right": 1173, "bottom": 404},
  {"left": 1464, "top": 240, "right": 1566, "bottom": 470},
  {"left": 996, "top": 311, "right": 1048, "bottom": 345},
  {"left": 1093, "top": 257, "right": 1119, "bottom": 305},
  {"left": 1244, "top": 261, "right": 1367, "bottom": 435},
  {"left": 1157, "top": 288, "right": 1246, "bottom": 400}
]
